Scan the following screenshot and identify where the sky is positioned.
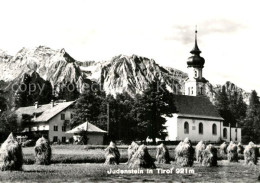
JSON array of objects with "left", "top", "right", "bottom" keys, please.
[{"left": 0, "top": 0, "right": 259, "bottom": 93}]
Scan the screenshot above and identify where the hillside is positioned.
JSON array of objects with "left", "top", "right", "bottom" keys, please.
[
  {"left": 0, "top": 46, "right": 89, "bottom": 95},
  {"left": 0, "top": 46, "right": 250, "bottom": 104}
]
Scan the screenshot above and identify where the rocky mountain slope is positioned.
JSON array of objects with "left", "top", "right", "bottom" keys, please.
[
  {"left": 80, "top": 54, "right": 188, "bottom": 96},
  {"left": 205, "top": 81, "right": 250, "bottom": 104},
  {"left": 0, "top": 46, "right": 250, "bottom": 104},
  {"left": 0, "top": 46, "right": 88, "bottom": 95}
]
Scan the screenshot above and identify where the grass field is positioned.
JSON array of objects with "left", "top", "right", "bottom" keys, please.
[
  {"left": 0, "top": 161, "right": 259, "bottom": 182},
  {"left": 0, "top": 145, "right": 259, "bottom": 182},
  {"left": 22, "top": 145, "right": 174, "bottom": 164}
]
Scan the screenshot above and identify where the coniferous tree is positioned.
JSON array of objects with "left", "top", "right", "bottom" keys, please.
[
  {"left": 70, "top": 84, "right": 106, "bottom": 128},
  {"left": 14, "top": 72, "right": 53, "bottom": 107},
  {"left": 215, "top": 85, "right": 236, "bottom": 127},
  {"left": 242, "top": 90, "right": 260, "bottom": 143},
  {"left": 58, "top": 82, "right": 80, "bottom": 101},
  {"left": 0, "top": 111, "right": 18, "bottom": 142},
  {"left": 133, "top": 80, "right": 175, "bottom": 144}
]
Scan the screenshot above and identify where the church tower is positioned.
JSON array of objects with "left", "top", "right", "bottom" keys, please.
[{"left": 185, "top": 28, "right": 207, "bottom": 96}]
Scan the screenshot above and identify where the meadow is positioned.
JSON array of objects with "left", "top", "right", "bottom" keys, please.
[{"left": 0, "top": 145, "right": 259, "bottom": 182}]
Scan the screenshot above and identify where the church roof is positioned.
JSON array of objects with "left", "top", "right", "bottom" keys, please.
[{"left": 173, "top": 95, "right": 223, "bottom": 121}]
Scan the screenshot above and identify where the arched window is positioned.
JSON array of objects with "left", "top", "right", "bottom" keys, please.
[
  {"left": 212, "top": 124, "right": 217, "bottom": 135},
  {"left": 223, "top": 128, "right": 227, "bottom": 139},
  {"left": 200, "top": 87, "right": 203, "bottom": 95},
  {"left": 184, "top": 122, "right": 189, "bottom": 134},
  {"left": 195, "top": 70, "right": 197, "bottom": 77},
  {"left": 199, "top": 123, "right": 203, "bottom": 134}
]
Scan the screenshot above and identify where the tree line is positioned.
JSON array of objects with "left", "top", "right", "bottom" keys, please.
[
  {"left": 1, "top": 77, "right": 260, "bottom": 144},
  {"left": 215, "top": 86, "right": 260, "bottom": 144},
  {"left": 71, "top": 80, "right": 175, "bottom": 144}
]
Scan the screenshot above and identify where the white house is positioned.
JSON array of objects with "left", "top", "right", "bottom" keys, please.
[
  {"left": 165, "top": 29, "right": 242, "bottom": 143},
  {"left": 16, "top": 100, "right": 107, "bottom": 144},
  {"left": 16, "top": 100, "right": 75, "bottom": 143}
]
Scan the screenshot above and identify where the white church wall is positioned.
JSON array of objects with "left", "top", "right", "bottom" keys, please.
[
  {"left": 221, "top": 125, "right": 230, "bottom": 142},
  {"left": 231, "top": 127, "right": 241, "bottom": 142},
  {"left": 220, "top": 124, "right": 242, "bottom": 143},
  {"left": 164, "top": 114, "right": 178, "bottom": 141},
  {"left": 176, "top": 117, "right": 222, "bottom": 143}
]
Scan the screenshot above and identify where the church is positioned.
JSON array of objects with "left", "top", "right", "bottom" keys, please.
[{"left": 165, "top": 29, "right": 241, "bottom": 143}]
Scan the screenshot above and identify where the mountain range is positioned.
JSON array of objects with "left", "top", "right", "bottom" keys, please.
[{"left": 0, "top": 46, "right": 250, "bottom": 104}]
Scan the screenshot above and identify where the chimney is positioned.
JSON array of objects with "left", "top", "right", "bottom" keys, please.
[
  {"left": 35, "top": 101, "right": 38, "bottom": 109},
  {"left": 51, "top": 100, "right": 54, "bottom": 108}
]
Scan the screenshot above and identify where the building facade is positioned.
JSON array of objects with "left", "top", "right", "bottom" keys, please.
[
  {"left": 16, "top": 100, "right": 107, "bottom": 144},
  {"left": 16, "top": 100, "right": 74, "bottom": 143}
]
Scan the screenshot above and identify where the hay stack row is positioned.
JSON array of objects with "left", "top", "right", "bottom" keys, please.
[
  {"left": 219, "top": 142, "right": 228, "bottom": 156},
  {"left": 244, "top": 142, "right": 258, "bottom": 165},
  {"left": 128, "top": 144, "right": 156, "bottom": 168},
  {"left": 202, "top": 144, "right": 218, "bottom": 167},
  {"left": 227, "top": 141, "right": 238, "bottom": 162},
  {"left": 175, "top": 138, "right": 195, "bottom": 167},
  {"left": 0, "top": 133, "right": 23, "bottom": 171},
  {"left": 104, "top": 142, "right": 120, "bottom": 165},
  {"left": 194, "top": 141, "right": 218, "bottom": 167},
  {"left": 195, "top": 140, "right": 206, "bottom": 163},
  {"left": 156, "top": 143, "right": 170, "bottom": 164},
  {"left": 104, "top": 141, "right": 156, "bottom": 168},
  {"left": 0, "top": 133, "right": 52, "bottom": 171},
  {"left": 34, "top": 137, "right": 52, "bottom": 165},
  {"left": 1, "top": 133, "right": 259, "bottom": 172}
]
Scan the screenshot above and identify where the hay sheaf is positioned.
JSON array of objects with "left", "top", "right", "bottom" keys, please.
[
  {"left": 0, "top": 133, "right": 23, "bottom": 171},
  {"left": 237, "top": 142, "right": 244, "bottom": 154},
  {"left": 244, "top": 142, "right": 258, "bottom": 165},
  {"left": 202, "top": 144, "right": 218, "bottom": 167},
  {"left": 219, "top": 142, "right": 228, "bottom": 156},
  {"left": 195, "top": 140, "right": 206, "bottom": 163},
  {"left": 227, "top": 141, "right": 238, "bottom": 162},
  {"left": 34, "top": 137, "right": 52, "bottom": 165},
  {"left": 175, "top": 138, "right": 194, "bottom": 167},
  {"left": 104, "top": 142, "right": 120, "bottom": 165},
  {"left": 127, "top": 141, "right": 139, "bottom": 164},
  {"left": 128, "top": 144, "right": 156, "bottom": 169},
  {"left": 156, "top": 143, "right": 170, "bottom": 164}
]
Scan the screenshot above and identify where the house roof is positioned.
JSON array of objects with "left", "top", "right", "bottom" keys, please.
[
  {"left": 66, "top": 121, "right": 107, "bottom": 134},
  {"left": 15, "top": 101, "right": 75, "bottom": 122},
  {"left": 173, "top": 95, "right": 223, "bottom": 121}
]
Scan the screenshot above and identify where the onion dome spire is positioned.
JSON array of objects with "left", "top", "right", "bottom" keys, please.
[
  {"left": 190, "top": 26, "right": 201, "bottom": 55},
  {"left": 187, "top": 26, "right": 205, "bottom": 68}
]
